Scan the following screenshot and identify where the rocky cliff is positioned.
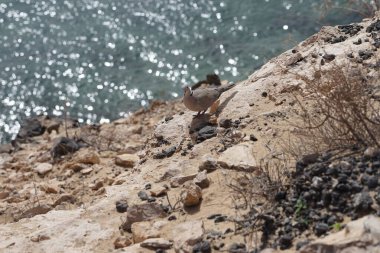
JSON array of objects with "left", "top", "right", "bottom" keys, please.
[{"left": 1, "top": 12, "right": 380, "bottom": 253}]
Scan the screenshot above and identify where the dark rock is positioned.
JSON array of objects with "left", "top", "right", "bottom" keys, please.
[
  {"left": 214, "top": 215, "right": 227, "bottom": 223},
  {"left": 199, "top": 157, "right": 218, "bottom": 172},
  {"left": 193, "top": 241, "right": 211, "bottom": 253},
  {"left": 121, "top": 203, "right": 167, "bottom": 232},
  {"left": 219, "top": 119, "right": 232, "bottom": 128},
  {"left": 224, "top": 228, "right": 233, "bottom": 234},
  {"left": 153, "top": 146, "right": 177, "bottom": 159},
  {"left": 323, "top": 54, "right": 335, "bottom": 61},
  {"left": 197, "top": 126, "right": 217, "bottom": 142},
  {"left": 249, "top": 134, "right": 258, "bottom": 142},
  {"left": 296, "top": 240, "right": 310, "bottom": 250},
  {"left": 353, "top": 38, "right": 362, "bottom": 45},
  {"left": 145, "top": 183, "right": 152, "bottom": 190},
  {"left": 358, "top": 50, "right": 373, "bottom": 60},
  {"left": 138, "top": 191, "right": 149, "bottom": 201},
  {"left": 366, "top": 19, "right": 380, "bottom": 33},
  {"left": 353, "top": 191, "right": 373, "bottom": 213},
  {"left": 228, "top": 243, "right": 246, "bottom": 253},
  {"left": 327, "top": 215, "right": 337, "bottom": 225},
  {"left": 165, "top": 116, "right": 173, "bottom": 122},
  {"left": 16, "top": 117, "right": 46, "bottom": 141},
  {"left": 375, "top": 190, "right": 380, "bottom": 205},
  {"left": 207, "top": 213, "right": 222, "bottom": 220},
  {"left": 314, "top": 222, "right": 329, "bottom": 236},
  {"left": 50, "top": 137, "right": 81, "bottom": 158},
  {"left": 279, "top": 234, "right": 293, "bottom": 250},
  {"left": 275, "top": 191, "right": 287, "bottom": 201},
  {"left": 339, "top": 24, "right": 362, "bottom": 36},
  {"left": 367, "top": 176, "right": 378, "bottom": 189},
  {"left": 261, "top": 91, "right": 268, "bottom": 97},
  {"left": 115, "top": 199, "right": 128, "bottom": 213}
]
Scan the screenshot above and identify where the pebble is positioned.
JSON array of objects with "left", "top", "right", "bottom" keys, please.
[
  {"left": 314, "top": 222, "right": 329, "bottom": 236},
  {"left": 138, "top": 191, "right": 149, "bottom": 201},
  {"left": 115, "top": 199, "right": 128, "bottom": 213},
  {"left": 192, "top": 241, "right": 211, "bottom": 253}
]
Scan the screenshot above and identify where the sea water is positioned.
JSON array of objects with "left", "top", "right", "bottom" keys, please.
[{"left": 0, "top": 0, "right": 362, "bottom": 142}]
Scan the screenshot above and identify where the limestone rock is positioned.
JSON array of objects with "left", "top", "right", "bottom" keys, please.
[
  {"left": 30, "top": 234, "right": 50, "bottom": 242},
  {"left": 172, "top": 220, "right": 205, "bottom": 253},
  {"left": 17, "top": 204, "right": 52, "bottom": 221},
  {"left": 33, "top": 163, "right": 53, "bottom": 175},
  {"left": 115, "top": 154, "right": 139, "bottom": 168},
  {"left": 81, "top": 167, "right": 93, "bottom": 175},
  {"left": 182, "top": 183, "right": 202, "bottom": 207},
  {"left": 131, "top": 220, "right": 168, "bottom": 243},
  {"left": 193, "top": 171, "right": 210, "bottom": 189},
  {"left": 141, "top": 238, "right": 173, "bottom": 250},
  {"left": 122, "top": 203, "right": 167, "bottom": 232},
  {"left": 217, "top": 143, "right": 258, "bottom": 172},
  {"left": 114, "top": 236, "right": 132, "bottom": 249},
  {"left": 150, "top": 186, "right": 168, "bottom": 197},
  {"left": 300, "top": 215, "right": 380, "bottom": 253},
  {"left": 73, "top": 149, "right": 100, "bottom": 164},
  {"left": 170, "top": 173, "right": 197, "bottom": 188}
]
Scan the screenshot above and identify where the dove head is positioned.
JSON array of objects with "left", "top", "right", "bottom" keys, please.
[{"left": 183, "top": 86, "right": 192, "bottom": 97}]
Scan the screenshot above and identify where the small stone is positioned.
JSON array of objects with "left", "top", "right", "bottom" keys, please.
[
  {"left": 314, "top": 222, "right": 329, "bottom": 236},
  {"left": 199, "top": 156, "right": 218, "bottom": 172},
  {"left": 122, "top": 203, "right": 167, "bottom": 232},
  {"left": 214, "top": 215, "right": 227, "bottom": 223},
  {"left": 193, "top": 171, "right": 210, "bottom": 189},
  {"left": 89, "top": 181, "right": 103, "bottom": 191},
  {"left": 229, "top": 243, "right": 246, "bottom": 253},
  {"left": 279, "top": 234, "right": 293, "bottom": 250},
  {"left": 193, "top": 240, "right": 211, "bottom": 253},
  {"left": 53, "top": 194, "right": 76, "bottom": 207},
  {"left": 116, "top": 199, "right": 128, "bottom": 213},
  {"left": 140, "top": 238, "right": 173, "bottom": 250},
  {"left": 73, "top": 149, "right": 100, "bottom": 164},
  {"left": 150, "top": 186, "right": 168, "bottom": 197},
  {"left": 367, "top": 176, "right": 378, "bottom": 189},
  {"left": 0, "top": 191, "right": 10, "bottom": 199},
  {"left": 80, "top": 167, "right": 93, "bottom": 175},
  {"left": 33, "top": 163, "right": 53, "bottom": 175},
  {"left": 30, "top": 234, "right": 50, "bottom": 242},
  {"left": 182, "top": 183, "right": 202, "bottom": 207},
  {"left": 353, "top": 191, "right": 373, "bottom": 213},
  {"left": 295, "top": 240, "right": 309, "bottom": 250},
  {"left": 138, "top": 191, "right": 149, "bottom": 201},
  {"left": 115, "top": 154, "right": 139, "bottom": 168},
  {"left": 364, "top": 147, "right": 380, "bottom": 159},
  {"left": 249, "top": 134, "right": 258, "bottom": 141},
  {"left": 219, "top": 119, "right": 232, "bottom": 128},
  {"left": 323, "top": 54, "right": 335, "bottom": 61},
  {"left": 114, "top": 236, "right": 132, "bottom": 249}
]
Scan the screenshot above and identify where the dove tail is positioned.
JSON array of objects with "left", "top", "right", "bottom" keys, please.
[{"left": 219, "top": 82, "right": 236, "bottom": 93}]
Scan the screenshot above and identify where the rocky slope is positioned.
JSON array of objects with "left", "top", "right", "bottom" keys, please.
[{"left": 1, "top": 12, "right": 380, "bottom": 253}]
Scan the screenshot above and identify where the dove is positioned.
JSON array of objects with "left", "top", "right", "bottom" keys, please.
[{"left": 183, "top": 83, "right": 235, "bottom": 116}]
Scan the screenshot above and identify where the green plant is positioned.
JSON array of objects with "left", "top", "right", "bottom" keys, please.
[
  {"left": 331, "top": 222, "right": 343, "bottom": 231},
  {"left": 295, "top": 198, "right": 307, "bottom": 217}
]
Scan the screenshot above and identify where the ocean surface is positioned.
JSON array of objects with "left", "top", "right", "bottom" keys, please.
[{"left": 0, "top": 0, "right": 362, "bottom": 143}]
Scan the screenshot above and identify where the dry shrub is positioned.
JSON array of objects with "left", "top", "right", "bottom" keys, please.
[
  {"left": 290, "top": 64, "right": 380, "bottom": 154},
  {"left": 321, "top": 0, "right": 380, "bottom": 18}
]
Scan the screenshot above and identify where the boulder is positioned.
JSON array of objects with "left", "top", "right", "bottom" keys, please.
[
  {"left": 115, "top": 154, "right": 139, "bottom": 168},
  {"left": 122, "top": 203, "right": 167, "bottom": 232},
  {"left": 182, "top": 183, "right": 202, "bottom": 207}
]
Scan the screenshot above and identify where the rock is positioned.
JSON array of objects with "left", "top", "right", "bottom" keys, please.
[
  {"left": 300, "top": 215, "right": 380, "bottom": 253},
  {"left": 199, "top": 156, "right": 218, "bottom": 172},
  {"left": 33, "top": 163, "right": 53, "bottom": 175},
  {"left": 16, "top": 117, "right": 46, "bottom": 141},
  {"left": 116, "top": 199, "right": 128, "bottom": 213},
  {"left": 131, "top": 220, "right": 168, "bottom": 243},
  {"left": 114, "top": 236, "right": 132, "bottom": 249},
  {"left": 138, "top": 191, "right": 149, "bottom": 201},
  {"left": 353, "top": 191, "right": 373, "bottom": 213},
  {"left": 73, "top": 149, "right": 100, "bottom": 164},
  {"left": 193, "top": 171, "right": 210, "bottom": 189},
  {"left": 279, "top": 234, "right": 293, "bottom": 250},
  {"left": 17, "top": 204, "right": 52, "bottom": 221},
  {"left": 314, "top": 222, "right": 329, "bottom": 236},
  {"left": 218, "top": 143, "right": 258, "bottom": 172},
  {"left": 50, "top": 137, "right": 80, "bottom": 158},
  {"left": 219, "top": 119, "right": 232, "bottom": 128},
  {"left": 0, "top": 191, "right": 10, "bottom": 200},
  {"left": 364, "top": 147, "right": 380, "bottom": 159},
  {"left": 170, "top": 173, "right": 198, "bottom": 188},
  {"left": 229, "top": 243, "right": 246, "bottom": 253},
  {"left": 0, "top": 143, "right": 13, "bottom": 154},
  {"left": 196, "top": 125, "right": 217, "bottom": 143},
  {"left": 30, "top": 234, "right": 50, "bottom": 242},
  {"left": 181, "top": 183, "right": 202, "bottom": 207},
  {"left": 115, "top": 154, "right": 139, "bottom": 168},
  {"left": 53, "top": 194, "right": 76, "bottom": 207},
  {"left": 366, "top": 176, "right": 378, "bottom": 189},
  {"left": 40, "top": 184, "right": 59, "bottom": 194},
  {"left": 171, "top": 220, "right": 205, "bottom": 253},
  {"left": 150, "top": 186, "right": 168, "bottom": 197},
  {"left": 122, "top": 203, "right": 167, "bottom": 232},
  {"left": 140, "top": 238, "right": 173, "bottom": 250},
  {"left": 81, "top": 167, "right": 93, "bottom": 175},
  {"left": 89, "top": 181, "right": 103, "bottom": 191},
  {"left": 192, "top": 240, "right": 211, "bottom": 253}
]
